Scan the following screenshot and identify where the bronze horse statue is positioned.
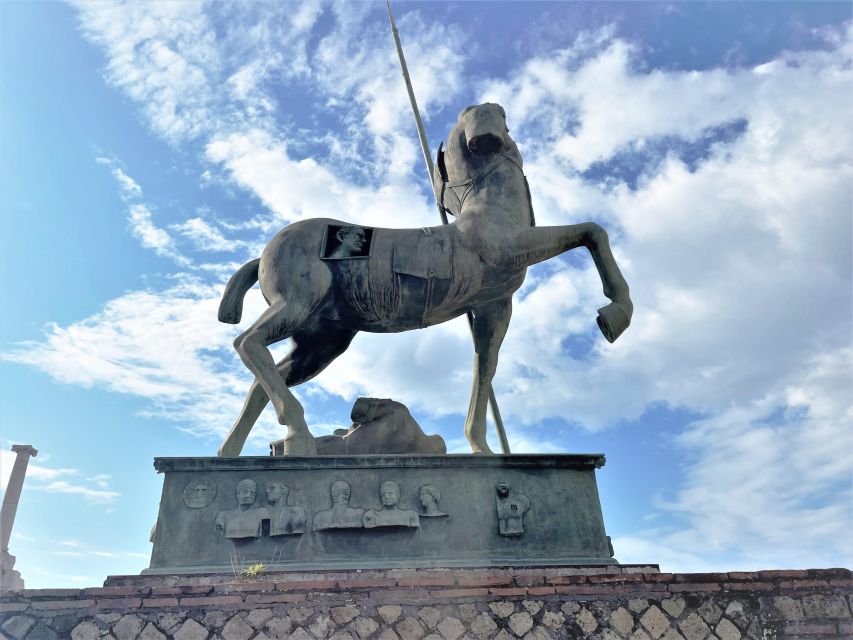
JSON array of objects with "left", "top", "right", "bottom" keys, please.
[{"left": 217, "top": 103, "right": 632, "bottom": 456}]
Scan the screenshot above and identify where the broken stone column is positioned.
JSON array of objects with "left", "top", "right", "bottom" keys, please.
[{"left": 1, "top": 444, "right": 38, "bottom": 590}]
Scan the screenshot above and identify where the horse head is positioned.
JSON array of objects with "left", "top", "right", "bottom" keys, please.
[{"left": 459, "top": 103, "right": 509, "bottom": 155}]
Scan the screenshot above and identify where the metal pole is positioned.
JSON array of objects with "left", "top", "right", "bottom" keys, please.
[{"left": 386, "top": 1, "right": 511, "bottom": 454}]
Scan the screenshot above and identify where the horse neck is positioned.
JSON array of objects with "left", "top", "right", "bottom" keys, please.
[{"left": 448, "top": 130, "right": 533, "bottom": 228}]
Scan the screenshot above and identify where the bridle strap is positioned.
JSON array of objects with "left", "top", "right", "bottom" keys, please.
[{"left": 437, "top": 145, "right": 535, "bottom": 227}]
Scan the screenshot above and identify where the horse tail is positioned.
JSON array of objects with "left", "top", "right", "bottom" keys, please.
[{"left": 218, "top": 258, "right": 261, "bottom": 324}]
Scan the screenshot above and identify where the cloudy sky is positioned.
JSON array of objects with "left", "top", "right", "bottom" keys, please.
[{"left": 0, "top": 1, "right": 850, "bottom": 588}]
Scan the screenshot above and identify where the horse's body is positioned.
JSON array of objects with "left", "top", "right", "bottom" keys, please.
[{"left": 218, "top": 103, "right": 632, "bottom": 456}]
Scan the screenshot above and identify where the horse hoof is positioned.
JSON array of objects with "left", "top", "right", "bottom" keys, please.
[
  {"left": 282, "top": 433, "right": 318, "bottom": 456},
  {"left": 596, "top": 301, "right": 632, "bottom": 343}
]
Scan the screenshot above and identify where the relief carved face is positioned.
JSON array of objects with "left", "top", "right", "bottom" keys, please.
[
  {"left": 496, "top": 482, "right": 510, "bottom": 498},
  {"left": 237, "top": 480, "right": 257, "bottom": 506},
  {"left": 330, "top": 481, "right": 351, "bottom": 505},
  {"left": 419, "top": 485, "right": 440, "bottom": 509},
  {"left": 267, "top": 483, "right": 289, "bottom": 505},
  {"left": 380, "top": 481, "right": 400, "bottom": 508}
]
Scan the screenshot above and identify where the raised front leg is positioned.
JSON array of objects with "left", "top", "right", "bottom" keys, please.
[
  {"left": 464, "top": 298, "right": 513, "bottom": 454},
  {"left": 502, "top": 223, "right": 633, "bottom": 342}
]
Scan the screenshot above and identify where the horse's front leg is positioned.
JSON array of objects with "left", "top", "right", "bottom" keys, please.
[
  {"left": 465, "top": 298, "right": 512, "bottom": 454},
  {"left": 232, "top": 301, "right": 317, "bottom": 456},
  {"left": 504, "top": 223, "right": 633, "bottom": 342}
]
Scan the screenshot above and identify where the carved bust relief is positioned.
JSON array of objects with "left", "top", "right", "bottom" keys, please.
[
  {"left": 214, "top": 479, "right": 270, "bottom": 539},
  {"left": 313, "top": 480, "right": 365, "bottom": 531},
  {"left": 266, "top": 482, "right": 306, "bottom": 536},
  {"left": 418, "top": 484, "right": 447, "bottom": 518},
  {"left": 363, "top": 481, "right": 420, "bottom": 528}
]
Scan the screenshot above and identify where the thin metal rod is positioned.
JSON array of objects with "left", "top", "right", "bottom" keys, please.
[{"left": 386, "top": 0, "right": 510, "bottom": 454}]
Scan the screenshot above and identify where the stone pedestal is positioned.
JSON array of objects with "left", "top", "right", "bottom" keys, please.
[{"left": 147, "top": 454, "right": 614, "bottom": 574}]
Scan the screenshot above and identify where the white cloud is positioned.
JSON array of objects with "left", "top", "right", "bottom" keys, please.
[{"left": 0, "top": 450, "right": 120, "bottom": 504}]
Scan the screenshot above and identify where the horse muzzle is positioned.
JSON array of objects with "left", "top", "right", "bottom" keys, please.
[{"left": 468, "top": 133, "right": 504, "bottom": 155}]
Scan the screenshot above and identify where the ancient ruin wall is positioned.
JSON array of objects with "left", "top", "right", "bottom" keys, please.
[{"left": 1, "top": 567, "right": 850, "bottom": 639}]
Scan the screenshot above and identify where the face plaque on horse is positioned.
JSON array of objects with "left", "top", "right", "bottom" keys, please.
[
  {"left": 217, "top": 103, "right": 633, "bottom": 457},
  {"left": 322, "top": 225, "right": 373, "bottom": 260}
]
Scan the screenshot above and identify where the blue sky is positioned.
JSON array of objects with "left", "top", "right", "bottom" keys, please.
[{"left": 1, "top": 1, "right": 851, "bottom": 588}]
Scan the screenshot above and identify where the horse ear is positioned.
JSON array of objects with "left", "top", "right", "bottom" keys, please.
[
  {"left": 437, "top": 143, "right": 448, "bottom": 183},
  {"left": 458, "top": 105, "right": 476, "bottom": 120}
]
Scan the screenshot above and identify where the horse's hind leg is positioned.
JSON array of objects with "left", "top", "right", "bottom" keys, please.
[
  {"left": 233, "top": 300, "right": 318, "bottom": 455},
  {"left": 504, "top": 223, "right": 633, "bottom": 342},
  {"left": 465, "top": 298, "right": 512, "bottom": 454},
  {"left": 219, "top": 323, "right": 357, "bottom": 457}
]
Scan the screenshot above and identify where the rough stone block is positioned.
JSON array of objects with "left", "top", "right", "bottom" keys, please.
[
  {"left": 202, "top": 611, "right": 228, "bottom": 630},
  {"left": 469, "top": 614, "right": 497, "bottom": 640},
  {"left": 138, "top": 623, "right": 166, "bottom": 640},
  {"left": 458, "top": 604, "right": 478, "bottom": 621},
  {"left": 378, "top": 606, "right": 403, "bottom": 624},
  {"left": 70, "top": 620, "right": 100, "bottom": 640},
  {"left": 246, "top": 608, "right": 274, "bottom": 628},
  {"left": 396, "top": 616, "right": 425, "bottom": 640},
  {"left": 290, "top": 607, "right": 314, "bottom": 624},
  {"left": 640, "top": 605, "right": 669, "bottom": 639},
  {"left": 521, "top": 601, "right": 542, "bottom": 616},
  {"left": 714, "top": 618, "right": 740, "bottom": 640},
  {"left": 677, "top": 613, "right": 710, "bottom": 640},
  {"left": 222, "top": 615, "right": 255, "bottom": 640},
  {"left": 265, "top": 616, "right": 294, "bottom": 639},
  {"left": 113, "top": 614, "right": 145, "bottom": 640},
  {"left": 801, "top": 594, "right": 850, "bottom": 619},
  {"left": 418, "top": 608, "right": 442, "bottom": 630},
  {"left": 310, "top": 614, "right": 334, "bottom": 639},
  {"left": 629, "top": 599, "right": 649, "bottom": 614},
  {"left": 378, "top": 628, "right": 401, "bottom": 640},
  {"left": 285, "top": 627, "right": 312, "bottom": 640},
  {"left": 697, "top": 600, "right": 722, "bottom": 625},
  {"left": 522, "top": 626, "right": 552, "bottom": 640},
  {"left": 540, "top": 611, "right": 564, "bottom": 631},
  {"left": 437, "top": 616, "right": 465, "bottom": 640},
  {"left": 508, "top": 612, "right": 534, "bottom": 637},
  {"left": 660, "top": 598, "right": 685, "bottom": 620},
  {"left": 770, "top": 596, "right": 804, "bottom": 620},
  {"left": 628, "top": 628, "right": 651, "bottom": 640},
  {"left": 353, "top": 617, "right": 379, "bottom": 639},
  {"left": 23, "top": 624, "right": 59, "bottom": 640},
  {"left": 332, "top": 606, "right": 361, "bottom": 626},
  {"left": 489, "top": 603, "right": 515, "bottom": 619},
  {"left": 722, "top": 602, "right": 749, "bottom": 630},
  {"left": 173, "top": 618, "right": 209, "bottom": 640},
  {"left": 575, "top": 608, "right": 598, "bottom": 635},
  {"left": 610, "top": 607, "right": 635, "bottom": 636},
  {"left": 1, "top": 615, "right": 36, "bottom": 639}
]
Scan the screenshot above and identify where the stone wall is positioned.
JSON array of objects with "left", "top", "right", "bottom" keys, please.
[{"left": 1, "top": 567, "right": 849, "bottom": 640}]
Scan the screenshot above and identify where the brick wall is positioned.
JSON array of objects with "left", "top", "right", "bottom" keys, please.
[{"left": 1, "top": 567, "right": 850, "bottom": 639}]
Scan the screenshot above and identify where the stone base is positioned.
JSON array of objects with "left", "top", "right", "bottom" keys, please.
[{"left": 148, "top": 454, "right": 613, "bottom": 574}]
